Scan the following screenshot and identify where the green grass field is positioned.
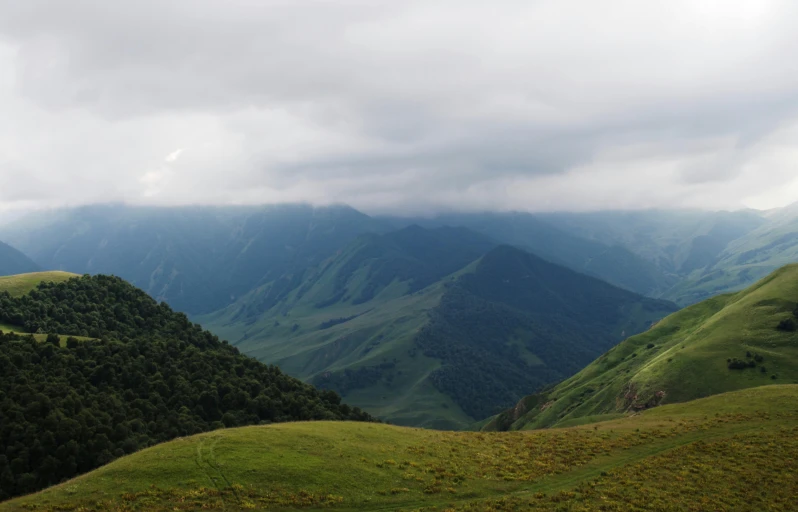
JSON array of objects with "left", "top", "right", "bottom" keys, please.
[
  {"left": 1, "top": 385, "right": 796, "bottom": 511},
  {"left": 0, "top": 271, "right": 78, "bottom": 296},
  {"left": 485, "top": 264, "right": 798, "bottom": 431}
]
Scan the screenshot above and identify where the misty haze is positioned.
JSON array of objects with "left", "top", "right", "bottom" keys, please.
[{"left": 1, "top": 2, "right": 797, "bottom": 511}]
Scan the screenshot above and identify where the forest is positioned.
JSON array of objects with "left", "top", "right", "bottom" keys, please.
[{"left": 0, "top": 276, "right": 373, "bottom": 501}]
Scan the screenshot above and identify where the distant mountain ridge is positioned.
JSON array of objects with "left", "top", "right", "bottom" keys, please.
[
  {"left": 0, "top": 204, "right": 387, "bottom": 315},
  {"left": 0, "top": 240, "right": 39, "bottom": 276},
  {"left": 203, "top": 229, "right": 677, "bottom": 428}
]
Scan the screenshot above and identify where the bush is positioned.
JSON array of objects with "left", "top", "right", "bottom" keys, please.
[
  {"left": 646, "top": 343, "right": 655, "bottom": 349},
  {"left": 777, "top": 319, "right": 797, "bottom": 332},
  {"left": 727, "top": 358, "right": 749, "bottom": 370}
]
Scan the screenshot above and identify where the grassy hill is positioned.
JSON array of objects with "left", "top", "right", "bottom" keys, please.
[
  {"left": 204, "top": 234, "right": 676, "bottom": 429},
  {"left": 0, "top": 241, "right": 40, "bottom": 277},
  {"left": 0, "top": 271, "right": 77, "bottom": 296},
  {"left": 2, "top": 385, "right": 796, "bottom": 511},
  {"left": 483, "top": 264, "right": 798, "bottom": 431}
]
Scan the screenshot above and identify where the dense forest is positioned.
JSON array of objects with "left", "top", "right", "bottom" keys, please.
[
  {"left": 414, "top": 246, "right": 676, "bottom": 420},
  {"left": 0, "top": 276, "right": 373, "bottom": 501}
]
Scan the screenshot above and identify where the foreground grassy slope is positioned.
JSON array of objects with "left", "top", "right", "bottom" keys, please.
[
  {"left": 484, "top": 264, "right": 798, "bottom": 431},
  {"left": 3, "top": 385, "right": 796, "bottom": 511},
  {"left": 0, "top": 271, "right": 77, "bottom": 296}
]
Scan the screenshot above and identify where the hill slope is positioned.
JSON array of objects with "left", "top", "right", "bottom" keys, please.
[
  {"left": 204, "top": 234, "right": 676, "bottom": 429},
  {"left": 484, "top": 264, "right": 798, "bottom": 431},
  {"left": 0, "top": 241, "right": 39, "bottom": 276},
  {"left": 2, "top": 385, "right": 796, "bottom": 511},
  {"left": 0, "top": 274, "right": 373, "bottom": 502},
  {"left": 0, "top": 271, "right": 77, "bottom": 297}
]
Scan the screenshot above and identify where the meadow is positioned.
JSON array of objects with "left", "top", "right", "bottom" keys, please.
[{"left": 2, "top": 385, "right": 796, "bottom": 511}]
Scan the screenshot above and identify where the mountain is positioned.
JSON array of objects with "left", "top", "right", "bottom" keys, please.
[
  {"left": 2, "top": 385, "right": 796, "bottom": 511},
  {"left": 483, "top": 264, "right": 798, "bottom": 431},
  {"left": 0, "top": 273, "right": 373, "bottom": 501},
  {"left": 667, "top": 210, "right": 798, "bottom": 304},
  {"left": 0, "top": 204, "right": 387, "bottom": 315},
  {"left": 0, "top": 241, "right": 38, "bottom": 276},
  {"left": 203, "top": 230, "right": 677, "bottom": 429},
  {"left": 382, "top": 212, "right": 677, "bottom": 298},
  {"left": 537, "top": 209, "right": 767, "bottom": 276}
]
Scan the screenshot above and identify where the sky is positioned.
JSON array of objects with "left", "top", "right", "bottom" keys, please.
[{"left": 1, "top": 0, "right": 798, "bottom": 216}]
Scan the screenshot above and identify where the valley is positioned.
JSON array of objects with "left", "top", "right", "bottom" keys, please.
[{"left": 2, "top": 205, "right": 798, "bottom": 510}]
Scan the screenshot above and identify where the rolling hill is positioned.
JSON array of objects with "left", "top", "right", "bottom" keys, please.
[
  {"left": 203, "top": 231, "right": 677, "bottom": 429},
  {"left": 0, "top": 241, "right": 39, "bottom": 276},
  {"left": 483, "top": 264, "right": 798, "bottom": 431},
  {"left": 0, "top": 271, "right": 77, "bottom": 296},
  {"left": 0, "top": 273, "right": 373, "bottom": 502},
  {"left": 2, "top": 385, "right": 796, "bottom": 511}
]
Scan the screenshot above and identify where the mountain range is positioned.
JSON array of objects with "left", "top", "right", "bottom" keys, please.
[{"left": 3, "top": 202, "right": 798, "bottom": 427}]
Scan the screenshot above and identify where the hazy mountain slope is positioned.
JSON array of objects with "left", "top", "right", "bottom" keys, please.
[
  {"left": 666, "top": 211, "right": 798, "bottom": 305},
  {"left": 204, "top": 231, "right": 676, "bottom": 428},
  {"left": 382, "top": 212, "right": 675, "bottom": 297},
  {"left": 3, "top": 385, "right": 796, "bottom": 512},
  {"left": 484, "top": 264, "right": 798, "bottom": 431},
  {"left": 0, "top": 204, "right": 386, "bottom": 315},
  {"left": 0, "top": 273, "right": 373, "bottom": 501},
  {"left": 0, "top": 241, "right": 39, "bottom": 276},
  {"left": 538, "top": 209, "right": 766, "bottom": 274}
]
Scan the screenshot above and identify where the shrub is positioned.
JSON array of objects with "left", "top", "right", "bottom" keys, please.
[
  {"left": 727, "top": 358, "right": 749, "bottom": 370},
  {"left": 646, "top": 343, "right": 655, "bottom": 349},
  {"left": 777, "top": 319, "right": 797, "bottom": 332}
]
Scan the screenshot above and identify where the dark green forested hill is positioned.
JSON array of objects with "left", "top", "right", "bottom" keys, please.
[
  {"left": 0, "top": 241, "right": 38, "bottom": 277},
  {"left": 0, "top": 275, "right": 373, "bottom": 502},
  {"left": 208, "top": 229, "right": 677, "bottom": 428},
  {"left": 413, "top": 245, "right": 678, "bottom": 420}
]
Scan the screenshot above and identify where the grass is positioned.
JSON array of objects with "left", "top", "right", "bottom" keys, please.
[
  {"left": 484, "top": 264, "right": 798, "bottom": 431},
  {"left": 1, "top": 385, "right": 796, "bottom": 511},
  {"left": 0, "top": 271, "right": 78, "bottom": 296}
]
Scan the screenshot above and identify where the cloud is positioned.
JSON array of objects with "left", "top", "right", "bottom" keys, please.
[
  {"left": 1, "top": 0, "right": 798, "bottom": 214},
  {"left": 164, "top": 149, "right": 184, "bottom": 163}
]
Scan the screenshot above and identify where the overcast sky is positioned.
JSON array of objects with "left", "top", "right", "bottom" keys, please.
[{"left": 1, "top": 0, "right": 798, "bottom": 216}]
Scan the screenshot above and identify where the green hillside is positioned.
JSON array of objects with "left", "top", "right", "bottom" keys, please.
[
  {"left": 0, "top": 271, "right": 77, "bottom": 296},
  {"left": 2, "top": 385, "right": 796, "bottom": 511},
  {"left": 484, "top": 264, "right": 798, "bottom": 431},
  {"left": 0, "top": 241, "right": 40, "bottom": 277},
  {"left": 0, "top": 275, "right": 373, "bottom": 502},
  {"left": 204, "top": 234, "right": 676, "bottom": 429}
]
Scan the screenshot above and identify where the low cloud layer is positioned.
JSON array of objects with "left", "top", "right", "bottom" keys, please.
[{"left": 1, "top": 0, "right": 798, "bottom": 216}]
